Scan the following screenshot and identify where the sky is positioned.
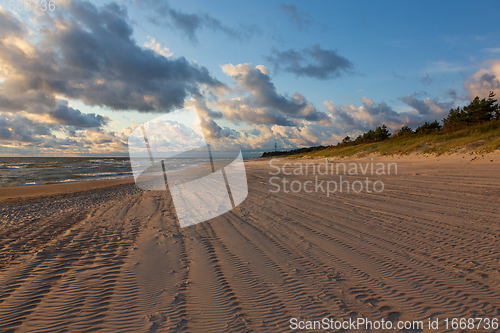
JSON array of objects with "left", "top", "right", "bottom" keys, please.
[{"left": 0, "top": 0, "right": 500, "bottom": 156}]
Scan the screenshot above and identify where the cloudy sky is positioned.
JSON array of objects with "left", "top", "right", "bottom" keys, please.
[{"left": 1, "top": 0, "right": 500, "bottom": 156}]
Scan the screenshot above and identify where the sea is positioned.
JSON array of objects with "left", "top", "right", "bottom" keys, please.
[{"left": 0, "top": 157, "right": 211, "bottom": 187}]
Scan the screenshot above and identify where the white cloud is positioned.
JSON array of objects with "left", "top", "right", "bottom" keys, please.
[
  {"left": 464, "top": 59, "right": 500, "bottom": 99},
  {"left": 143, "top": 36, "right": 173, "bottom": 58},
  {"left": 255, "top": 65, "right": 269, "bottom": 76}
]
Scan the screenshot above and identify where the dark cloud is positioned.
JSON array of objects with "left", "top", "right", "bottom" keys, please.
[
  {"left": 161, "top": 8, "right": 202, "bottom": 42},
  {"left": 361, "top": 98, "right": 399, "bottom": 117},
  {"left": 0, "top": 127, "right": 12, "bottom": 140},
  {"left": 400, "top": 95, "right": 454, "bottom": 116},
  {"left": 0, "top": 89, "right": 57, "bottom": 114},
  {"left": 48, "top": 101, "right": 108, "bottom": 128},
  {"left": 357, "top": 98, "right": 412, "bottom": 129},
  {"left": 201, "top": 13, "right": 249, "bottom": 40},
  {"left": 0, "top": 102, "right": 108, "bottom": 147},
  {"left": 0, "top": 1, "right": 224, "bottom": 115},
  {"left": 222, "top": 64, "right": 331, "bottom": 124},
  {"left": 400, "top": 95, "right": 432, "bottom": 115},
  {"left": 479, "top": 72, "right": 497, "bottom": 83},
  {"left": 420, "top": 73, "right": 433, "bottom": 85},
  {"left": 0, "top": 112, "right": 129, "bottom": 154},
  {"left": 0, "top": 10, "right": 26, "bottom": 38},
  {"left": 0, "top": 95, "right": 28, "bottom": 113},
  {"left": 265, "top": 44, "right": 353, "bottom": 80},
  {"left": 279, "top": 4, "right": 311, "bottom": 30},
  {"left": 445, "top": 89, "right": 465, "bottom": 100},
  {"left": 191, "top": 98, "right": 224, "bottom": 119},
  {"left": 325, "top": 103, "right": 359, "bottom": 129},
  {"left": 142, "top": 1, "right": 256, "bottom": 43},
  {"left": 0, "top": 114, "right": 53, "bottom": 143},
  {"left": 412, "top": 91, "right": 428, "bottom": 98},
  {"left": 200, "top": 118, "right": 239, "bottom": 140},
  {"left": 217, "top": 98, "right": 296, "bottom": 126},
  {"left": 193, "top": 87, "right": 297, "bottom": 128},
  {"left": 447, "top": 89, "right": 457, "bottom": 98}
]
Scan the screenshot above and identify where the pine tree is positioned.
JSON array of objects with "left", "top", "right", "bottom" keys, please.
[
  {"left": 443, "top": 92, "right": 499, "bottom": 129},
  {"left": 416, "top": 120, "right": 441, "bottom": 134},
  {"left": 374, "top": 124, "right": 390, "bottom": 141},
  {"left": 342, "top": 135, "right": 351, "bottom": 144}
]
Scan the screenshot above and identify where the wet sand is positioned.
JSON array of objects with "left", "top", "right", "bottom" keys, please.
[{"left": 0, "top": 153, "right": 499, "bottom": 332}]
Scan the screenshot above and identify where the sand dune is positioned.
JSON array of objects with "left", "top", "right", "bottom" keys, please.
[{"left": 0, "top": 154, "right": 499, "bottom": 332}]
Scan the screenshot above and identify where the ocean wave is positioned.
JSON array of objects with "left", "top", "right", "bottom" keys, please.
[
  {"left": 1, "top": 165, "right": 28, "bottom": 169},
  {"left": 73, "top": 172, "right": 134, "bottom": 178}
]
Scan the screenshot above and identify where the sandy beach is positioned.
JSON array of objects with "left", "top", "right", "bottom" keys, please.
[{"left": 0, "top": 153, "right": 499, "bottom": 332}]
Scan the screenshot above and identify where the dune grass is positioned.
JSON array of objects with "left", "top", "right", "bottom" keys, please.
[{"left": 277, "top": 120, "right": 500, "bottom": 159}]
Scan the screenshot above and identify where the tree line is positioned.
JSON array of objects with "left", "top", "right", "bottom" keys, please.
[{"left": 340, "top": 92, "right": 499, "bottom": 146}]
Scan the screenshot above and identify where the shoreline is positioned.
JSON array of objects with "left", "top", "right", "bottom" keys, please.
[
  {"left": 1, "top": 151, "right": 498, "bottom": 203},
  {"left": 0, "top": 176, "right": 135, "bottom": 203}
]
